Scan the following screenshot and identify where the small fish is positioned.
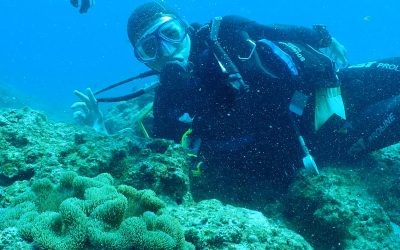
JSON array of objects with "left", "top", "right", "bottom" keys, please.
[
  {"left": 363, "top": 16, "right": 372, "bottom": 22},
  {"left": 178, "top": 112, "right": 194, "bottom": 124}
]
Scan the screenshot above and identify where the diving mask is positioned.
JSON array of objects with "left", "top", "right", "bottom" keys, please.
[{"left": 134, "top": 16, "right": 188, "bottom": 62}]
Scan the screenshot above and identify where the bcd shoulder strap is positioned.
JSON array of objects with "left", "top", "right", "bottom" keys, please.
[{"left": 208, "top": 16, "right": 249, "bottom": 95}]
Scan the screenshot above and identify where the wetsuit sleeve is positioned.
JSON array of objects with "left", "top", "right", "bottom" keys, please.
[
  {"left": 152, "top": 62, "right": 195, "bottom": 142},
  {"left": 220, "top": 15, "right": 332, "bottom": 48}
]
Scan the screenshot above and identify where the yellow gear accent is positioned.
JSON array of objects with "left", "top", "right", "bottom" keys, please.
[
  {"left": 137, "top": 102, "right": 153, "bottom": 138},
  {"left": 181, "top": 128, "right": 193, "bottom": 149},
  {"left": 191, "top": 161, "right": 204, "bottom": 177},
  {"left": 181, "top": 127, "right": 203, "bottom": 177},
  {"left": 187, "top": 153, "right": 198, "bottom": 158}
]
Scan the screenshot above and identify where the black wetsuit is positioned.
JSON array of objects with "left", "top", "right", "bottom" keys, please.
[
  {"left": 312, "top": 57, "right": 400, "bottom": 161},
  {"left": 152, "top": 15, "right": 400, "bottom": 185}
]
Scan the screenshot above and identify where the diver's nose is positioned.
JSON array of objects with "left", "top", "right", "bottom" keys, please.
[
  {"left": 160, "top": 42, "right": 177, "bottom": 57},
  {"left": 172, "top": 55, "right": 185, "bottom": 62}
]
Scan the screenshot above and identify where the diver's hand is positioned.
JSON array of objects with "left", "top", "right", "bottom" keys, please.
[
  {"left": 326, "top": 37, "right": 348, "bottom": 69},
  {"left": 71, "top": 88, "right": 108, "bottom": 135},
  {"left": 70, "top": 0, "right": 95, "bottom": 14}
]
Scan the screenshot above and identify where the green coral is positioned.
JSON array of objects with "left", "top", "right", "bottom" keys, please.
[
  {"left": 151, "top": 214, "right": 186, "bottom": 249},
  {"left": 88, "top": 217, "right": 146, "bottom": 250},
  {"left": 72, "top": 173, "right": 114, "bottom": 198},
  {"left": 3, "top": 172, "right": 192, "bottom": 250},
  {"left": 143, "top": 231, "right": 177, "bottom": 250},
  {"left": 30, "top": 198, "right": 88, "bottom": 250},
  {"left": 30, "top": 171, "right": 77, "bottom": 212},
  {"left": 117, "top": 184, "right": 166, "bottom": 216},
  {"left": 0, "top": 202, "right": 36, "bottom": 229}
]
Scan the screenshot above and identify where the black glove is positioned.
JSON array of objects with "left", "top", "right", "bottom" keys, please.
[
  {"left": 227, "top": 73, "right": 249, "bottom": 97},
  {"left": 312, "top": 24, "right": 332, "bottom": 47}
]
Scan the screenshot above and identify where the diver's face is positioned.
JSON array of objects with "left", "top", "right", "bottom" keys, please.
[
  {"left": 134, "top": 15, "right": 191, "bottom": 72},
  {"left": 147, "top": 35, "right": 191, "bottom": 72}
]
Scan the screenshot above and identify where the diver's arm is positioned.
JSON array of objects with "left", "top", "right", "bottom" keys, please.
[
  {"left": 220, "top": 15, "right": 332, "bottom": 48},
  {"left": 152, "top": 89, "right": 189, "bottom": 142},
  {"left": 152, "top": 64, "right": 193, "bottom": 142},
  {"left": 220, "top": 15, "right": 347, "bottom": 67}
]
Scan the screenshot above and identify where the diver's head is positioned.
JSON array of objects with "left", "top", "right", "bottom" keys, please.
[{"left": 127, "top": 2, "right": 191, "bottom": 72}]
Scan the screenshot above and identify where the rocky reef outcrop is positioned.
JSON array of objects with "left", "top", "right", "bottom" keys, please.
[{"left": 1, "top": 107, "right": 400, "bottom": 250}]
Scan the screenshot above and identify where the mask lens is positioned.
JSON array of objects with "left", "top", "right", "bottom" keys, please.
[
  {"left": 159, "top": 19, "right": 186, "bottom": 42},
  {"left": 135, "top": 35, "right": 158, "bottom": 61},
  {"left": 134, "top": 18, "right": 187, "bottom": 62}
]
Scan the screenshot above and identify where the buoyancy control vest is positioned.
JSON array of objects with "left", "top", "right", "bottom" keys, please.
[
  {"left": 194, "top": 16, "right": 347, "bottom": 173},
  {"left": 204, "top": 18, "right": 345, "bottom": 128}
]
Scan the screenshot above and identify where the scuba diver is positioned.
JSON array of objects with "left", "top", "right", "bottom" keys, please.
[{"left": 72, "top": 2, "right": 400, "bottom": 188}]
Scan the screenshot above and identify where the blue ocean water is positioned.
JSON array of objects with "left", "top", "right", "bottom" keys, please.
[{"left": 0, "top": 0, "right": 398, "bottom": 120}]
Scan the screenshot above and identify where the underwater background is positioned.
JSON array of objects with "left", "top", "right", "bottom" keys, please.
[
  {"left": 1, "top": 1, "right": 400, "bottom": 249},
  {"left": 0, "top": 0, "right": 399, "bottom": 120}
]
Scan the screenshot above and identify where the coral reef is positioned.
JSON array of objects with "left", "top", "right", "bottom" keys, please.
[
  {"left": 0, "top": 172, "right": 194, "bottom": 250},
  {"left": 287, "top": 167, "right": 400, "bottom": 250},
  {"left": 366, "top": 144, "right": 400, "bottom": 225},
  {"left": 2, "top": 107, "right": 400, "bottom": 250},
  {"left": 0, "top": 108, "right": 192, "bottom": 204},
  {"left": 0, "top": 108, "right": 47, "bottom": 185},
  {"left": 165, "top": 199, "right": 313, "bottom": 249},
  {"left": 103, "top": 92, "right": 154, "bottom": 135},
  {"left": 0, "top": 227, "right": 31, "bottom": 250}
]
